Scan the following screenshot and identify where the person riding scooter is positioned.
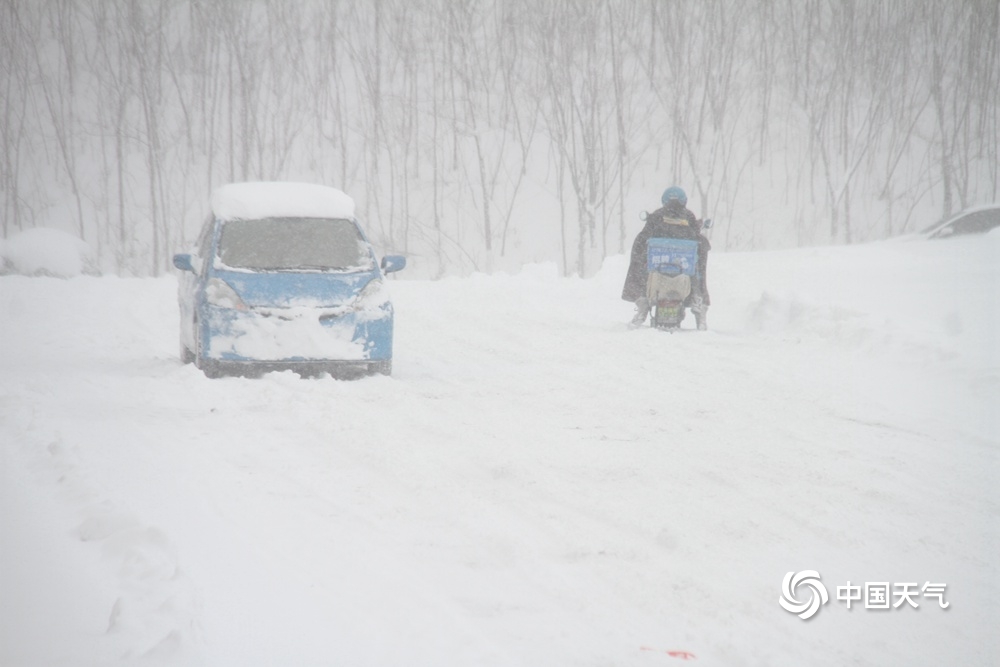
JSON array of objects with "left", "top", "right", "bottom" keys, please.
[{"left": 622, "top": 186, "right": 711, "bottom": 329}]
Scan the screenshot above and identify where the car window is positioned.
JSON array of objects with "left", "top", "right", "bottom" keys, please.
[
  {"left": 217, "top": 217, "right": 371, "bottom": 271},
  {"left": 951, "top": 209, "right": 1000, "bottom": 235}
]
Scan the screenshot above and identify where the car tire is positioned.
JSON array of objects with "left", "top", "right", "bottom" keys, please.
[
  {"left": 369, "top": 359, "right": 392, "bottom": 376},
  {"left": 180, "top": 343, "right": 195, "bottom": 364},
  {"left": 190, "top": 316, "right": 221, "bottom": 378},
  {"left": 198, "top": 357, "right": 224, "bottom": 379}
]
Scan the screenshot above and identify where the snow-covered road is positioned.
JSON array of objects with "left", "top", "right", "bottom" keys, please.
[{"left": 2, "top": 237, "right": 998, "bottom": 666}]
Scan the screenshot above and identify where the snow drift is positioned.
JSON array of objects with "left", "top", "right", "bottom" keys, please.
[{"left": 0, "top": 227, "right": 97, "bottom": 278}]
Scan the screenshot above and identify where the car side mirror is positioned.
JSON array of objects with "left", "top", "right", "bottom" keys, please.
[
  {"left": 702, "top": 218, "right": 713, "bottom": 229},
  {"left": 380, "top": 255, "right": 406, "bottom": 274},
  {"left": 173, "top": 253, "right": 196, "bottom": 272}
]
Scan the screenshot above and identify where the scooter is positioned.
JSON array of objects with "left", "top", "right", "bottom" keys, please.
[{"left": 645, "top": 220, "right": 711, "bottom": 331}]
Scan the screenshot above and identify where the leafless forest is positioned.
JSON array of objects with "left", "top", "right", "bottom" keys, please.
[{"left": 2, "top": 0, "right": 998, "bottom": 276}]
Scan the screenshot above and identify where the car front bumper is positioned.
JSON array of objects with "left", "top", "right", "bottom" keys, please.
[{"left": 199, "top": 302, "right": 394, "bottom": 365}]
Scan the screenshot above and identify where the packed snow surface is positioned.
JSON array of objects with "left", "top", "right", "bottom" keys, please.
[
  {"left": 210, "top": 182, "right": 356, "bottom": 221},
  {"left": 1, "top": 236, "right": 998, "bottom": 666}
]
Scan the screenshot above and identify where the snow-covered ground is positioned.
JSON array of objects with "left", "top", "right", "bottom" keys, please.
[{"left": 1, "top": 234, "right": 998, "bottom": 666}]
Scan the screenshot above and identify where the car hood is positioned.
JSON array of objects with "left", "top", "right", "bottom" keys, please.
[{"left": 216, "top": 268, "right": 379, "bottom": 308}]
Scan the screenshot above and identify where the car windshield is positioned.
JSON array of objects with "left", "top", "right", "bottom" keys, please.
[{"left": 217, "top": 217, "right": 371, "bottom": 271}]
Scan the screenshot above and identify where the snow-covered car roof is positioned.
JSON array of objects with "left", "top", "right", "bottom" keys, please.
[{"left": 211, "top": 182, "right": 356, "bottom": 221}]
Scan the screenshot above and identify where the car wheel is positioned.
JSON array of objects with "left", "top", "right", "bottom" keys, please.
[
  {"left": 369, "top": 359, "right": 392, "bottom": 376},
  {"left": 190, "top": 316, "right": 220, "bottom": 377},
  {"left": 180, "top": 343, "right": 195, "bottom": 364},
  {"left": 197, "top": 357, "right": 224, "bottom": 379}
]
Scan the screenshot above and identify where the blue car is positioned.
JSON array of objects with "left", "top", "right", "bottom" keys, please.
[{"left": 172, "top": 182, "right": 406, "bottom": 378}]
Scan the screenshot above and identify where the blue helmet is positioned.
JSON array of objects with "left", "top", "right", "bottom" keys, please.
[{"left": 662, "top": 186, "right": 687, "bottom": 206}]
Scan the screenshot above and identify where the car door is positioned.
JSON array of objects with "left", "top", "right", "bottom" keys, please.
[{"left": 179, "top": 216, "right": 215, "bottom": 351}]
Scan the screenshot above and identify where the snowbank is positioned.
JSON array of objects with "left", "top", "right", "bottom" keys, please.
[
  {"left": 713, "top": 237, "right": 999, "bottom": 374},
  {"left": 1, "top": 227, "right": 97, "bottom": 277}
]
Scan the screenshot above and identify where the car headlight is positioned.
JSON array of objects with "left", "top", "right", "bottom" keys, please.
[
  {"left": 204, "top": 278, "right": 247, "bottom": 311},
  {"left": 354, "top": 278, "right": 389, "bottom": 312}
]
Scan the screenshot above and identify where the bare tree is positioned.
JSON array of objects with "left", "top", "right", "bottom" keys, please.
[
  {"left": 23, "top": 2, "right": 88, "bottom": 240},
  {"left": 6, "top": 0, "right": 996, "bottom": 275},
  {"left": 0, "top": 0, "right": 35, "bottom": 237}
]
